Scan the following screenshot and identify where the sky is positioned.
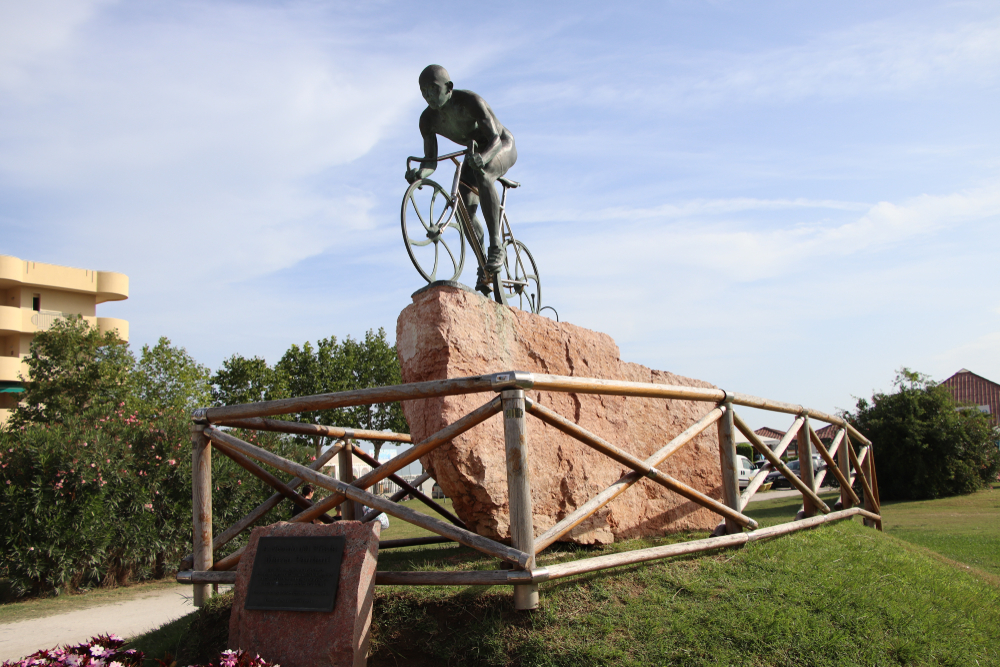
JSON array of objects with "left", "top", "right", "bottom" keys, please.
[{"left": 2, "top": 0, "right": 999, "bottom": 437}]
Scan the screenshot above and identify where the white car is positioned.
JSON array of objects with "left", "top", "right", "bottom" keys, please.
[{"left": 737, "top": 455, "right": 755, "bottom": 489}]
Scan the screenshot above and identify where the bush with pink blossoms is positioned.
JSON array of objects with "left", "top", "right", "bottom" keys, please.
[
  {"left": 0, "top": 409, "right": 310, "bottom": 597},
  {"left": 188, "top": 649, "right": 278, "bottom": 667},
  {"left": 0, "top": 634, "right": 143, "bottom": 667},
  {"left": 0, "top": 636, "right": 278, "bottom": 667}
]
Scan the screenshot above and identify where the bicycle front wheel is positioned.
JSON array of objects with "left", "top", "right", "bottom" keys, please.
[
  {"left": 401, "top": 179, "right": 466, "bottom": 283},
  {"left": 499, "top": 239, "right": 541, "bottom": 314}
]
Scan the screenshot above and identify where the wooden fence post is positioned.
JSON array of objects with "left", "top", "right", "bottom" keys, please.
[
  {"left": 862, "top": 445, "right": 878, "bottom": 528},
  {"left": 338, "top": 439, "right": 356, "bottom": 520},
  {"left": 837, "top": 428, "right": 853, "bottom": 510},
  {"left": 868, "top": 450, "right": 883, "bottom": 531},
  {"left": 191, "top": 414, "right": 213, "bottom": 607},
  {"left": 797, "top": 415, "right": 816, "bottom": 519},
  {"left": 502, "top": 389, "right": 537, "bottom": 610},
  {"left": 716, "top": 399, "right": 742, "bottom": 534}
]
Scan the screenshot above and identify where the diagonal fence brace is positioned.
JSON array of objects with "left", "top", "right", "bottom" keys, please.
[
  {"left": 525, "top": 399, "right": 758, "bottom": 530},
  {"left": 203, "top": 425, "right": 530, "bottom": 569}
]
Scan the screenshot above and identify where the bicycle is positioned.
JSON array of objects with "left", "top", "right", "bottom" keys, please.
[{"left": 401, "top": 148, "right": 541, "bottom": 314}]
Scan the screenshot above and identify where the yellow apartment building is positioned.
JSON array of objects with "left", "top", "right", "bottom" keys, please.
[{"left": 0, "top": 255, "right": 129, "bottom": 424}]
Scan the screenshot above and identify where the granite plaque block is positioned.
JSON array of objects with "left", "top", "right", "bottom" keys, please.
[
  {"left": 229, "top": 521, "right": 381, "bottom": 667},
  {"left": 245, "top": 536, "right": 346, "bottom": 612}
]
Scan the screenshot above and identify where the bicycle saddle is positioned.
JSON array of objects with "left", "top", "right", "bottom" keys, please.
[{"left": 498, "top": 176, "right": 520, "bottom": 189}]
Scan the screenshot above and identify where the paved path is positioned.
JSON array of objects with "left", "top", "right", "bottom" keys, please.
[
  {"left": 746, "top": 486, "right": 838, "bottom": 503},
  {"left": 0, "top": 587, "right": 194, "bottom": 662}
]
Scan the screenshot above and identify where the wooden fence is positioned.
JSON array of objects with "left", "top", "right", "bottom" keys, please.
[{"left": 177, "top": 371, "right": 882, "bottom": 610}]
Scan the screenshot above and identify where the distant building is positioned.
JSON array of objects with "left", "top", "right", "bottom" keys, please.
[
  {"left": 0, "top": 255, "right": 128, "bottom": 424},
  {"left": 940, "top": 369, "right": 1000, "bottom": 427},
  {"left": 751, "top": 424, "right": 841, "bottom": 459},
  {"left": 755, "top": 426, "right": 796, "bottom": 458}
]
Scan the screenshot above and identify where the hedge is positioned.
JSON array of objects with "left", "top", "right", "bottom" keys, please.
[{"left": 0, "top": 408, "right": 313, "bottom": 597}]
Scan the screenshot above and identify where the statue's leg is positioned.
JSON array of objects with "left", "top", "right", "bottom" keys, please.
[
  {"left": 477, "top": 136, "right": 516, "bottom": 274},
  {"left": 459, "top": 162, "right": 484, "bottom": 248}
]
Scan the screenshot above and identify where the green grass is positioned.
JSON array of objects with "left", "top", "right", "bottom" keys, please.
[
  {"left": 367, "top": 519, "right": 1000, "bottom": 666},
  {"left": 377, "top": 497, "right": 458, "bottom": 541},
  {"left": 127, "top": 590, "right": 233, "bottom": 667},
  {"left": 742, "top": 483, "right": 1000, "bottom": 582},
  {"left": 125, "top": 487, "right": 1000, "bottom": 666},
  {"left": 880, "top": 482, "right": 1000, "bottom": 578}
]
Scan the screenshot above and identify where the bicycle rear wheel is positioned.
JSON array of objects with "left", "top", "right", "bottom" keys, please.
[
  {"left": 401, "top": 179, "right": 465, "bottom": 283},
  {"left": 499, "top": 239, "right": 541, "bottom": 314}
]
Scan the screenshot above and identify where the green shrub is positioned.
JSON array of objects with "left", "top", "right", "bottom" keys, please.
[
  {"left": 846, "top": 369, "right": 1000, "bottom": 501},
  {"left": 0, "top": 409, "right": 310, "bottom": 597},
  {"left": 736, "top": 443, "right": 754, "bottom": 460}
]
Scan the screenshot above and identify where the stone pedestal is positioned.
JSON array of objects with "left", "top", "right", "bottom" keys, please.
[
  {"left": 229, "top": 521, "right": 380, "bottom": 667},
  {"left": 397, "top": 284, "right": 723, "bottom": 545}
]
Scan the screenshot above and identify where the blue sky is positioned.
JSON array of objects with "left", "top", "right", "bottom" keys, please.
[{"left": 2, "top": 0, "right": 999, "bottom": 434}]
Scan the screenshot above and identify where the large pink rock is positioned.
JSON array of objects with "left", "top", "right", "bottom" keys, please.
[
  {"left": 229, "top": 521, "right": 380, "bottom": 667},
  {"left": 396, "top": 284, "right": 724, "bottom": 545}
]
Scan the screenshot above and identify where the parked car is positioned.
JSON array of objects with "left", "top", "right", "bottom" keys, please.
[
  {"left": 764, "top": 456, "right": 826, "bottom": 489},
  {"left": 737, "top": 455, "right": 754, "bottom": 490}
]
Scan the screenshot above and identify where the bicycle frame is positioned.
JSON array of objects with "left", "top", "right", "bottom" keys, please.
[{"left": 406, "top": 150, "right": 530, "bottom": 304}]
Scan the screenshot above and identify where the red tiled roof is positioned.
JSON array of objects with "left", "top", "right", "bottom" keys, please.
[
  {"left": 814, "top": 423, "right": 841, "bottom": 441},
  {"left": 941, "top": 369, "right": 1000, "bottom": 426},
  {"left": 755, "top": 427, "right": 787, "bottom": 440}
]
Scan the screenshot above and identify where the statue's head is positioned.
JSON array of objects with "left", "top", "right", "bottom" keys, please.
[{"left": 419, "top": 64, "right": 453, "bottom": 110}]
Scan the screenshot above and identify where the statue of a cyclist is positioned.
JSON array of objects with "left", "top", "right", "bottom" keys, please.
[{"left": 405, "top": 64, "right": 517, "bottom": 295}]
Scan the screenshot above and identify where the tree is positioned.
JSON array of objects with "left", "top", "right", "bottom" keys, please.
[
  {"left": 845, "top": 368, "right": 1000, "bottom": 501},
  {"left": 213, "top": 330, "right": 410, "bottom": 460},
  {"left": 133, "top": 337, "right": 212, "bottom": 416},
  {"left": 12, "top": 315, "right": 134, "bottom": 425},
  {"left": 340, "top": 329, "right": 409, "bottom": 438},
  {"left": 274, "top": 329, "right": 409, "bottom": 459},
  {"left": 211, "top": 354, "right": 285, "bottom": 407}
]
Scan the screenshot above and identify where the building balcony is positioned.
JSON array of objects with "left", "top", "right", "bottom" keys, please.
[
  {"left": 0, "top": 356, "right": 24, "bottom": 383},
  {"left": 97, "top": 317, "right": 129, "bottom": 342},
  {"left": 0, "top": 309, "right": 127, "bottom": 342},
  {"left": 96, "top": 271, "right": 129, "bottom": 303},
  {"left": 0, "top": 306, "right": 19, "bottom": 336},
  {"left": 0, "top": 255, "right": 129, "bottom": 302}
]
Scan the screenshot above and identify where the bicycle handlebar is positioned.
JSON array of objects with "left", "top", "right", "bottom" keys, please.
[{"left": 406, "top": 150, "right": 468, "bottom": 171}]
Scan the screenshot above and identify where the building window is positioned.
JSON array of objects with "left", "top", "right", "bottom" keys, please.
[{"left": 32, "top": 294, "right": 40, "bottom": 311}]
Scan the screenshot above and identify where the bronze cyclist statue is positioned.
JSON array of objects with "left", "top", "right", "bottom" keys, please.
[{"left": 405, "top": 64, "right": 518, "bottom": 295}]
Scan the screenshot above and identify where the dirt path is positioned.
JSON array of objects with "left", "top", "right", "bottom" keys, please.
[{"left": 0, "top": 586, "right": 193, "bottom": 662}]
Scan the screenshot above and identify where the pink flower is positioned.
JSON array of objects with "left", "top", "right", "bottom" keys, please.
[
  {"left": 167, "top": 459, "right": 176, "bottom": 465},
  {"left": 144, "top": 503, "right": 153, "bottom": 510}
]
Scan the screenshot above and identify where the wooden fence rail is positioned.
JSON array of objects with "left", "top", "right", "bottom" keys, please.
[{"left": 182, "top": 370, "right": 882, "bottom": 610}]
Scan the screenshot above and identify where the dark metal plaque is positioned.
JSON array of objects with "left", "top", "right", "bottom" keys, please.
[{"left": 244, "top": 536, "right": 346, "bottom": 612}]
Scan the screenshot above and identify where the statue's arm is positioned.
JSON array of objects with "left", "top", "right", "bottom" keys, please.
[
  {"left": 406, "top": 112, "right": 438, "bottom": 183},
  {"left": 469, "top": 98, "right": 502, "bottom": 171}
]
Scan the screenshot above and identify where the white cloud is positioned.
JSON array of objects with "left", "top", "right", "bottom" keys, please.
[
  {"left": 0, "top": 1, "right": 492, "bottom": 295},
  {"left": 500, "top": 9, "right": 1000, "bottom": 111},
  {"left": 0, "top": 0, "right": 112, "bottom": 88},
  {"left": 537, "top": 181, "right": 1000, "bottom": 284}
]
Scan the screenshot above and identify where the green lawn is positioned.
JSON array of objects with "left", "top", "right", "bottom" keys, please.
[
  {"left": 742, "top": 483, "right": 1000, "bottom": 582},
  {"left": 64, "top": 486, "right": 1000, "bottom": 665},
  {"left": 377, "top": 497, "right": 458, "bottom": 541},
  {"left": 880, "top": 482, "right": 1000, "bottom": 578}
]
